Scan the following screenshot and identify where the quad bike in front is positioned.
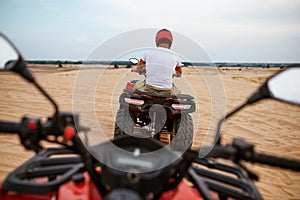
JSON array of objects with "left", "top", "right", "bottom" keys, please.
[{"left": 114, "top": 75, "right": 195, "bottom": 151}]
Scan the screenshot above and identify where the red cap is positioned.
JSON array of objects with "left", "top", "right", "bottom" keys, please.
[{"left": 155, "top": 29, "right": 173, "bottom": 47}]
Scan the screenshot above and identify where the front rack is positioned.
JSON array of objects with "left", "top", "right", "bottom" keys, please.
[
  {"left": 2, "top": 147, "right": 83, "bottom": 194},
  {"left": 188, "top": 158, "right": 262, "bottom": 200}
]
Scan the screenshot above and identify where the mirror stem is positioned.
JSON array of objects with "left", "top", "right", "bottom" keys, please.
[
  {"left": 215, "top": 83, "right": 270, "bottom": 145},
  {"left": 12, "top": 59, "right": 35, "bottom": 83},
  {"left": 33, "top": 81, "right": 59, "bottom": 115},
  {"left": 215, "top": 102, "right": 248, "bottom": 145},
  {"left": 13, "top": 59, "right": 59, "bottom": 115},
  {"left": 247, "top": 83, "right": 270, "bottom": 104}
]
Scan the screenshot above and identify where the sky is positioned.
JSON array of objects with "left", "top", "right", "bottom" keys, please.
[{"left": 0, "top": 0, "right": 299, "bottom": 62}]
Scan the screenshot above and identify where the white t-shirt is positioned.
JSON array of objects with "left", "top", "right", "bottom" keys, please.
[{"left": 142, "top": 47, "right": 182, "bottom": 89}]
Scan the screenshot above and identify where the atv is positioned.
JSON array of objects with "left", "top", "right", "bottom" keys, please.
[{"left": 114, "top": 59, "right": 195, "bottom": 151}]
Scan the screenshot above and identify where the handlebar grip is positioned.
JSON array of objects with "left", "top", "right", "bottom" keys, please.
[
  {"left": 253, "top": 153, "right": 300, "bottom": 171},
  {"left": 202, "top": 146, "right": 236, "bottom": 159},
  {"left": 0, "top": 121, "right": 21, "bottom": 133},
  {"left": 138, "top": 68, "right": 146, "bottom": 75},
  {"left": 204, "top": 145, "right": 300, "bottom": 171}
]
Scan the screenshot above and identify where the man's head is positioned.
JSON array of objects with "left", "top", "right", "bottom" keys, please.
[{"left": 155, "top": 29, "right": 173, "bottom": 49}]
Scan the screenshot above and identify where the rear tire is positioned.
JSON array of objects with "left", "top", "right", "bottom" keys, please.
[
  {"left": 170, "top": 113, "right": 193, "bottom": 151},
  {"left": 114, "top": 108, "right": 135, "bottom": 138}
]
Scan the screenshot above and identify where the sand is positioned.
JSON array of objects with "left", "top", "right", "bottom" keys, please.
[{"left": 0, "top": 64, "right": 299, "bottom": 199}]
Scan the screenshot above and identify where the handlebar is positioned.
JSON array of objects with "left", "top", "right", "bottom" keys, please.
[
  {"left": 138, "top": 68, "right": 146, "bottom": 75},
  {"left": 254, "top": 152, "right": 300, "bottom": 171},
  {"left": 0, "top": 112, "right": 83, "bottom": 152},
  {"left": 204, "top": 138, "right": 300, "bottom": 171},
  {"left": 0, "top": 121, "right": 21, "bottom": 133}
]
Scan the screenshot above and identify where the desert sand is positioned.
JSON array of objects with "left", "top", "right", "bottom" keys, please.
[{"left": 0, "top": 64, "right": 299, "bottom": 199}]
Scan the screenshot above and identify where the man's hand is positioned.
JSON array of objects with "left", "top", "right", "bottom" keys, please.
[
  {"left": 131, "top": 59, "right": 145, "bottom": 72},
  {"left": 175, "top": 66, "right": 182, "bottom": 77}
]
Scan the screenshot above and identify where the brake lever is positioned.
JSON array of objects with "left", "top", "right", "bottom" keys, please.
[{"left": 229, "top": 139, "right": 260, "bottom": 180}]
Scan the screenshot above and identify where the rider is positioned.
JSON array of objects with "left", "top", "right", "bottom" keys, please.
[{"left": 131, "top": 28, "right": 183, "bottom": 94}]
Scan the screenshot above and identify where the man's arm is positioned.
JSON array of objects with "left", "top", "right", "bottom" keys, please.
[{"left": 131, "top": 59, "right": 146, "bottom": 72}]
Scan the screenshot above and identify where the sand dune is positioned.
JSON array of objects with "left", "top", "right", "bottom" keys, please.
[{"left": 0, "top": 65, "right": 299, "bottom": 199}]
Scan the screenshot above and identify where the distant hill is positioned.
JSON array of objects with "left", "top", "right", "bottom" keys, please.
[{"left": 26, "top": 60, "right": 298, "bottom": 68}]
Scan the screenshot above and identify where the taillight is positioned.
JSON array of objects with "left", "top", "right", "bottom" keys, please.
[
  {"left": 171, "top": 104, "right": 192, "bottom": 110},
  {"left": 124, "top": 97, "right": 144, "bottom": 106}
]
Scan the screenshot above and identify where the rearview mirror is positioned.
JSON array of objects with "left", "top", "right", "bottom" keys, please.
[
  {"left": 129, "top": 58, "right": 139, "bottom": 65},
  {"left": 0, "top": 33, "right": 35, "bottom": 83},
  {"left": 0, "top": 33, "right": 19, "bottom": 70},
  {"left": 267, "top": 67, "right": 300, "bottom": 105},
  {"left": 0, "top": 33, "right": 59, "bottom": 114}
]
